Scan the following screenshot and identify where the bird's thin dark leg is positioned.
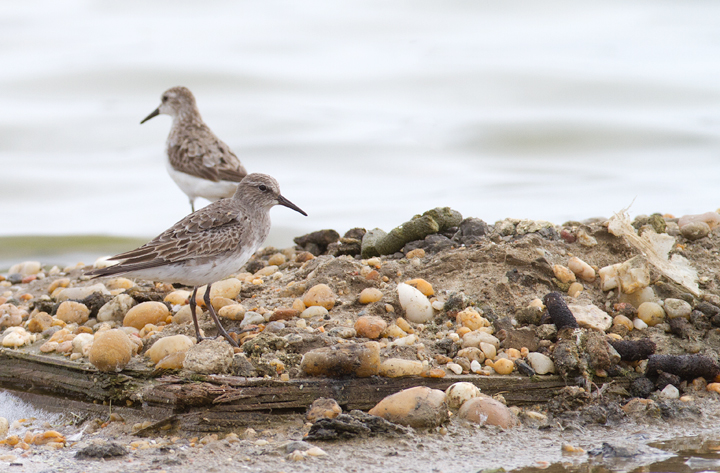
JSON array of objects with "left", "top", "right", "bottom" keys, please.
[
  {"left": 189, "top": 287, "right": 203, "bottom": 344},
  {"left": 203, "top": 283, "right": 240, "bottom": 348},
  {"left": 190, "top": 199, "right": 195, "bottom": 213}
]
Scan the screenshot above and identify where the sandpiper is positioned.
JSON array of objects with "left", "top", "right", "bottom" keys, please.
[
  {"left": 141, "top": 86, "right": 248, "bottom": 212},
  {"left": 86, "top": 173, "right": 306, "bottom": 347}
]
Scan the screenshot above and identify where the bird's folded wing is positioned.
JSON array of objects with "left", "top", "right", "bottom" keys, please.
[{"left": 168, "top": 126, "right": 246, "bottom": 183}]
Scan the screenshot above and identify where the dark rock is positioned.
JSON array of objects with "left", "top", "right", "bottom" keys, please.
[
  {"left": 231, "top": 354, "right": 257, "bottom": 377},
  {"left": 7, "top": 273, "right": 22, "bottom": 285},
  {"left": 306, "top": 410, "right": 410, "bottom": 441},
  {"left": 452, "top": 218, "right": 488, "bottom": 245},
  {"left": 515, "top": 359, "right": 536, "bottom": 377},
  {"left": 360, "top": 228, "right": 387, "bottom": 258},
  {"left": 552, "top": 338, "right": 581, "bottom": 379},
  {"left": 326, "top": 238, "right": 362, "bottom": 257},
  {"left": 78, "top": 292, "right": 113, "bottom": 318},
  {"left": 343, "top": 228, "right": 366, "bottom": 240},
  {"left": 586, "top": 330, "right": 620, "bottom": 371},
  {"left": 244, "top": 259, "right": 265, "bottom": 274},
  {"left": 630, "top": 377, "right": 655, "bottom": 398},
  {"left": 655, "top": 371, "right": 682, "bottom": 391},
  {"left": 434, "top": 337, "right": 459, "bottom": 358},
  {"left": 403, "top": 234, "right": 454, "bottom": 254},
  {"left": 75, "top": 442, "right": 127, "bottom": 459},
  {"left": 588, "top": 442, "right": 639, "bottom": 458},
  {"left": 543, "top": 292, "right": 579, "bottom": 330},
  {"left": 515, "top": 307, "right": 542, "bottom": 326},
  {"left": 695, "top": 302, "right": 720, "bottom": 316},
  {"left": 294, "top": 229, "right": 340, "bottom": 255},
  {"left": 124, "top": 286, "right": 170, "bottom": 303},
  {"left": 668, "top": 317, "right": 691, "bottom": 338}
]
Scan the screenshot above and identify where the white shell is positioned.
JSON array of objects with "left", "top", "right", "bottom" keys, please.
[{"left": 445, "top": 382, "right": 481, "bottom": 409}]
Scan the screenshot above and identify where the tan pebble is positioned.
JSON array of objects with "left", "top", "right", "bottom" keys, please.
[
  {"left": 211, "top": 296, "right": 235, "bottom": 311},
  {"left": 32, "top": 431, "right": 65, "bottom": 446},
  {"left": 47, "top": 278, "right": 70, "bottom": 294},
  {"left": 406, "top": 248, "right": 426, "bottom": 259},
  {"left": 295, "top": 251, "right": 315, "bottom": 263},
  {"left": 458, "top": 395, "right": 519, "bottom": 428},
  {"left": 123, "top": 301, "right": 170, "bottom": 330},
  {"left": 480, "top": 342, "right": 496, "bottom": 360},
  {"left": 506, "top": 348, "right": 521, "bottom": 360},
  {"left": 457, "top": 347, "right": 485, "bottom": 364},
  {"left": 613, "top": 315, "right": 633, "bottom": 331},
  {"left": 606, "top": 333, "right": 623, "bottom": 341},
  {"left": 395, "top": 317, "right": 414, "bottom": 334},
  {"left": 567, "top": 282, "right": 583, "bottom": 297},
  {"left": 56, "top": 301, "right": 90, "bottom": 325},
  {"left": 568, "top": 257, "right": 596, "bottom": 282},
  {"left": 88, "top": 329, "right": 133, "bottom": 372},
  {"left": 146, "top": 335, "right": 195, "bottom": 363},
  {"left": 552, "top": 265, "right": 576, "bottom": 284},
  {"left": 520, "top": 347, "right": 529, "bottom": 357},
  {"left": 382, "top": 324, "right": 408, "bottom": 339},
  {"left": 562, "top": 444, "right": 585, "bottom": 454},
  {"left": 269, "top": 308, "right": 299, "bottom": 321},
  {"left": 39, "top": 341, "right": 59, "bottom": 353},
  {"left": 306, "top": 398, "right": 342, "bottom": 422},
  {"left": 365, "top": 270, "right": 380, "bottom": 281},
  {"left": 385, "top": 304, "right": 395, "bottom": 313},
  {"left": 197, "top": 278, "right": 243, "bottom": 306},
  {"left": 300, "top": 306, "right": 328, "bottom": 318},
  {"left": 404, "top": 278, "right": 434, "bottom": 296},
  {"left": 365, "top": 257, "right": 382, "bottom": 269},
  {"left": 368, "top": 386, "right": 448, "bottom": 428},
  {"left": 268, "top": 253, "right": 287, "bottom": 266},
  {"left": 215, "top": 304, "right": 245, "bottom": 321},
  {"left": 379, "top": 358, "right": 425, "bottom": 377},
  {"left": 637, "top": 302, "right": 665, "bottom": 327},
  {"left": 164, "top": 290, "right": 191, "bottom": 306},
  {"left": 421, "top": 368, "right": 446, "bottom": 378},
  {"left": 254, "top": 265, "right": 278, "bottom": 278},
  {"left": 355, "top": 316, "right": 388, "bottom": 339},
  {"left": 706, "top": 383, "right": 720, "bottom": 393},
  {"left": 48, "top": 328, "right": 72, "bottom": 343},
  {"left": 358, "top": 287, "right": 383, "bottom": 304},
  {"left": 280, "top": 373, "right": 290, "bottom": 381},
  {"left": 303, "top": 284, "right": 336, "bottom": 310},
  {"left": 492, "top": 358, "right": 514, "bottom": 375},
  {"left": 292, "top": 298, "right": 306, "bottom": 311},
  {"left": 105, "top": 278, "right": 136, "bottom": 290},
  {"left": 156, "top": 351, "right": 188, "bottom": 370},
  {"left": 301, "top": 341, "right": 380, "bottom": 377},
  {"left": 27, "top": 312, "right": 53, "bottom": 333},
  {"left": 456, "top": 326, "right": 471, "bottom": 337},
  {"left": 455, "top": 308, "right": 489, "bottom": 331}
]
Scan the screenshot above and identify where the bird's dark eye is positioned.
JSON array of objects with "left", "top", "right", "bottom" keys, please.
[
  {"left": 258, "top": 185, "right": 268, "bottom": 192},
  {"left": 162, "top": 95, "right": 168, "bottom": 103}
]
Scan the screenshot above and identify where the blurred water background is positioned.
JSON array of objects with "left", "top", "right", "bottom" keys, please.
[{"left": 1, "top": 0, "right": 720, "bottom": 269}]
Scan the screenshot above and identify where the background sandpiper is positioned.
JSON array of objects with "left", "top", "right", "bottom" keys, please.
[
  {"left": 142, "top": 86, "right": 248, "bottom": 212},
  {"left": 86, "top": 173, "right": 307, "bottom": 347}
]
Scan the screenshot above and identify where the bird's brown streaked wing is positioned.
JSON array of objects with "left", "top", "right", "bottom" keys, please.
[{"left": 168, "top": 127, "right": 246, "bottom": 183}]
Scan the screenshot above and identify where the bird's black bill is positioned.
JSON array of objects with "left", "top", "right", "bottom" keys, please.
[
  {"left": 278, "top": 194, "right": 307, "bottom": 216},
  {"left": 140, "top": 108, "right": 160, "bottom": 124}
]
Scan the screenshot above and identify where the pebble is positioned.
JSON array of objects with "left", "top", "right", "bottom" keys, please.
[
  {"left": 301, "top": 342, "right": 380, "bottom": 377},
  {"left": 633, "top": 318, "right": 649, "bottom": 330},
  {"left": 397, "top": 283, "right": 434, "bottom": 323},
  {"left": 395, "top": 317, "right": 413, "bottom": 333},
  {"left": 303, "top": 284, "right": 336, "bottom": 310},
  {"left": 680, "top": 221, "right": 711, "bottom": 240},
  {"left": 301, "top": 306, "right": 328, "bottom": 319},
  {"left": 56, "top": 301, "right": 90, "bottom": 325},
  {"left": 457, "top": 395, "right": 519, "bottom": 428},
  {"left": 576, "top": 228, "right": 598, "bottom": 247},
  {"left": 72, "top": 333, "right": 94, "bottom": 355},
  {"left": 567, "top": 282, "right": 583, "bottom": 297},
  {"left": 552, "top": 265, "right": 576, "bottom": 284},
  {"left": 88, "top": 329, "right": 134, "bottom": 372},
  {"left": 637, "top": 302, "right": 665, "bottom": 327},
  {"left": 527, "top": 352, "right": 555, "bottom": 375},
  {"left": 406, "top": 248, "right": 425, "bottom": 259},
  {"left": 8, "top": 261, "right": 41, "bottom": 276},
  {"left": 218, "top": 304, "right": 247, "bottom": 320},
  {"left": 306, "top": 398, "right": 342, "bottom": 422},
  {"left": 567, "top": 303, "right": 613, "bottom": 332},
  {"left": 457, "top": 347, "right": 485, "bottom": 364},
  {"left": 164, "top": 290, "right": 191, "bottom": 306},
  {"left": 358, "top": 288, "right": 383, "bottom": 304},
  {"left": 254, "top": 265, "right": 279, "bottom": 277},
  {"left": 146, "top": 335, "right": 195, "bottom": 363},
  {"left": 268, "top": 253, "right": 287, "bottom": 266},
  {"left": 446, "top": 362, "right": 463, "bottom": 374},
  {"left": 379, "top": 358, "right": 425, "bottom": 377},
  {"left": 368, "top": 386, "right": 449, "bottom": 428},
  {"left": 183, "top": 338, "right": 234, "bottom": 374},
  {"left": 123, "top": 301, "right": 170, "bottom": 329},
  {"left": 382, "top": 324, "right": 408, "bottom": 338},
  {"left": 172, "top": 305, "right": 194, "bottom": 325},
  {"left": 445, "top": 382, "right": 481, "bottom": 409},
  {"left": 567, "top": 256, "right": 596, "bottom": 282},
  {"left": 47, "top": 278, "right": 71, "bottom": 294},
  {"left": 354, "top": 315, "right": 387, "bottom": 339},
  {"left": 492, "top": 358, "right": 514, "bottom": 375},
  {"left": 56, "top": 283, "right": 110, "bottom": 301},
  {"left": 613, "top": 315, "right": 634, "bottom": 331},
  {"left": 678, "top": 211, "right": 720, "bottom": 229},
  {"left": 618, "top": 286, "right": 656, "bottom": 308},
  {"left": 660, "top": 384, "right": 680, "bottom": 400},
  {"left": 455, "top": 308, "right": 489, "bottom": 331},
  {"left": 617, "top": 256, "right": 651, "bottom": 294},
  {"left": 664, "top": 298, "right": 692, "bottom": 319},
  {"left": 404, "top": 278, "right": 434, "bottom": 297},
  {"left": 97, "top": 294, "right": 136, "bottom": 323},
  {"left": 197, "top": 278, "right": 243, "bottom": 306},
  {"left": 268, "top": 308, "right": 298, "bottom": 321},
  {"left": 479, "top": 342, "right": 497, "bottom": 360},
  {"left": 0, "top": 304, "right": 26, "bottom": 328},
  {"left": 462, "top": 331, "right": 499, "bottom": 349},
  {"left": 240, "top": 312, "right": 265, "bottom": 328},
  {"left": 2, "top": 327, "right": 35, "bottom": 348},
  {"left": 105, "top": 278, "right": 136, "bottom": 291},
  {"left": 27, "top": 312, "right": 53, "bottom": 333}
]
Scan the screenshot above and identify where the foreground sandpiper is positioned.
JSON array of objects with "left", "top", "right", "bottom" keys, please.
[
  {"left": 142, "top": 86, "right": 248, "bottom": 212},
  {"left": 86, "top": 173, "right": 307, "bottom": 347}
]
